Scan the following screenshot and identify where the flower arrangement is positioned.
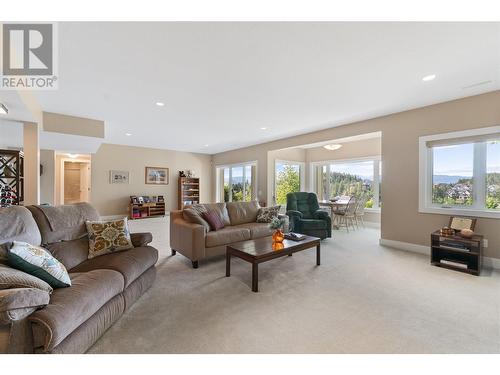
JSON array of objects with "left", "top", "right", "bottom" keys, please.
[{"left": 269, "top": 217, "right": 285, "bottom": 230}]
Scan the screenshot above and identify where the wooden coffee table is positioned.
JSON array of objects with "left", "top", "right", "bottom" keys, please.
[{"left": 225, "top": 235, "right": 321, "bottom": 292}]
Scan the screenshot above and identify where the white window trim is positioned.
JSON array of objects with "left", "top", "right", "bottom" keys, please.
[
  {"left": 215, "top": 161, "right": 258, "bottom": 203},
  {"left": 273, "top": 159, "right": 306, "bottom": 205},
  {"left": 418, "top": 126, "right": 500, "bottom": 219},
  {"left": 309, "top": 156, "right": 381, "bottom": 212}
]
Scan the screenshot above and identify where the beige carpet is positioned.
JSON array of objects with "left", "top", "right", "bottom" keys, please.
[{"left": 88, "top": 217, "right": 500, "bottom": 354}]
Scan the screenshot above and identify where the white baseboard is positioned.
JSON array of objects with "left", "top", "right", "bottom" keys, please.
[{"left": 379, "top": 238, "right": 500, "bottom": 270}]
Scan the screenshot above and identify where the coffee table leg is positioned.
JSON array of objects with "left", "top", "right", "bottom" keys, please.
[
  {"left": 316, "top": 243, "right": 321, "bottom": 266},
  {"left": 226, "top": 251, "right": 231, "bottom": 277},
  {"left": 252, "top": 262, "right": 259, "bottom": 292}
]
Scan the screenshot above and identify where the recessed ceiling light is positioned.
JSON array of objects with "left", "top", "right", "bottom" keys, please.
[
  {"left": 156, "top": 102, "right": 165, "bottom": 107},
  {"left": 323, "top": 144, "right": 343, "bottom": 151},
  {"left": 125, "top": 133, "right": 132, "bottom": 136},
  {"left": 260, "top": 127, "right": 267, "bottom": 130},
  {"left": 204, "top": 144, "right": 209, "bottom": 147},
  {"left": 0, "top": 103, "right": 8, "bottom": 115},
  {"left": 422, "top": 74, "right": 436, "bottom": 82}
]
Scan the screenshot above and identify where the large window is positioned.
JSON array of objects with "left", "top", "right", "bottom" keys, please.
[
  {"left": 216, "top": 162, "right": 256, "bottom": 202},
  {"left": 274, "top": 161, "right": 304, "bottom": 205},
  {"left": 313, "top": 158, "right": 381, "bottom": 209},
  {"left": 419, "top": 126, "right": 500, "bottom": 218}
]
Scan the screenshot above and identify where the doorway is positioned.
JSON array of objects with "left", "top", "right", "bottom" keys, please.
[{"left": 60, "top": 157, "right": 91, "bottom": 205}]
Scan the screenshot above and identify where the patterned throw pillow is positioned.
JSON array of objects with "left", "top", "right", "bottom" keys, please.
[
  {"left": 201, "top": 211, "right": 225, "bottom": 231},
  {"left": 86, "top": 218, "right": 133, "bottom": 259},
  {"left": 256, "top": 206, "right": 281, "bottom": 223},
  {"left": 7, "top": 241, "right": 71, "bottom": 288}
]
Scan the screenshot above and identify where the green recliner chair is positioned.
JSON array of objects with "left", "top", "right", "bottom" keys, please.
[{"left": 286, "top": 192, "right": 332, "bottom": 239}]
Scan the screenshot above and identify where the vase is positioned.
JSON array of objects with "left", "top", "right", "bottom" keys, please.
[{"left": 272, "top": 229, "right": 284, "bottom": 243}]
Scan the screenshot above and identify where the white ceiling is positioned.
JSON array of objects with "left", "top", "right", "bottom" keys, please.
[{"left": 1, "top": 22, "right": 499, "bottom": 154}]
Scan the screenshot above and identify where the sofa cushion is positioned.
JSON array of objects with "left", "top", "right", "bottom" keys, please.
[
  {"left": 8, "top": 241, "right": 71, "bottom": 288},
  {"left": 45, "top": 237, "right": 89, "bottom": 271},
  {"left": 187, "top": 203, "right": 231, "bottom": 226},
  {"left": 0, "top": 206, "right": 42, "bottom": 248},
  {"left": 205, "top": 227, "right": 251, "bottom": 248},
  {"left": 182, "top": 208, "right": 210, "bottom": 232},
  {"left": 86, "top": 218, "right": 134, "bottom": 259},
  {"left": 70, "top": 246, "right": 158, "bottom": 288},
  {"left": 27, "top": 204, "right": 100, "bottom": 245},
  {"left": 234, "top": 222, "right": 273, "bottom": 239},
  {"left": 0, "top": 263, "right": 53, "bottom": 293},
  {"left": 202, "top": 211, "right": 225, "bottom": 231},
  {"left": 29, "top": 269, "right": 124, "bottom": 352},
  {"left": 226, "top": 201, "right": 260, "bottom": 225},
  {"left": 256, "top": 205, "right": 280, "bottom": 223}
]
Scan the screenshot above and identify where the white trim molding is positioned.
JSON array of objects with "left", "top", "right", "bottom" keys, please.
[{"left": 379, "top": 238, "right": 500, "bottom": 270}]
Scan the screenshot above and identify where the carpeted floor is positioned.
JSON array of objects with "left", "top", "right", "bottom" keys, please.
[{"left": 88, "top": 217, "right": 500, "bottom": 354}]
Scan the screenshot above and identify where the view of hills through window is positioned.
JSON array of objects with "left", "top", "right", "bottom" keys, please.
[{"left": 432, "top": 141, "right": 500, "bottom": 209}]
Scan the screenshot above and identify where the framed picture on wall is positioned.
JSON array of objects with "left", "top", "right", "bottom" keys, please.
[
  {"left": 145, "top": 167, "right": 169, "bottom": 185},
  {"left": 110, "top": 170, "right": 129, "bottom": 184}
]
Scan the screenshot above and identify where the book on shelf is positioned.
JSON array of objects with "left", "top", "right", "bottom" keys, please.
[{"left": 440, "top": 259, "right": 468, "bottom": 269}]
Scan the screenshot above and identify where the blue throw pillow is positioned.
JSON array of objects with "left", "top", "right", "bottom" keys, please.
[{"left": 7, "top": 241, "right": 71, "bottom": 288}]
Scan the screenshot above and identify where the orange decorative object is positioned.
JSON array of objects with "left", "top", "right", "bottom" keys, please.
[
  {"left": 272, "top": 229, "right": 284, "bottom": 243},
  {"left": 272, "top": 242, "right": 284, "bottom": 251}
]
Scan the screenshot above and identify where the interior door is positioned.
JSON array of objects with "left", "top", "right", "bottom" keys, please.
[{"left": 80, "top": 162, "right": 91, "bottom": 202}]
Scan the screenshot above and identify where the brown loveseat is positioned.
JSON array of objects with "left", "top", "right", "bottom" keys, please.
[
  {"left": 170, "top": 201, "right": 288, "bottom": 268},
  {"left": 0, "top": 203, "right": 158, "bottom": 354}
]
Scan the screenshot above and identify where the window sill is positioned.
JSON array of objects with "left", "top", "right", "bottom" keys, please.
[{"left": 419, "top": 206, "right": 500, "bottom": 219}]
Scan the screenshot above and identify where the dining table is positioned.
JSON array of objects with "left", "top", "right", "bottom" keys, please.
[{"left": 318, "top": 199, "right": 350, "bottom": 229}]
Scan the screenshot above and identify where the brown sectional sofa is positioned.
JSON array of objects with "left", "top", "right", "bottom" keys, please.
[
  {"left": 170, "top": 201, "right": 288, "bottom": 268},
  {"left": 0, "top": 203, "right": 158, "bottom": 354}
]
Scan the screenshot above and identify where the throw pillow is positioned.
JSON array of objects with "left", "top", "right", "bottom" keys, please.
[
  {"left": 0, "top": 263, "right": 53, "bottom": 293},
  {"left": 183, "top": 208, "right": 211, "bottom": 232},
  {"left": 7, "top": 241, "right": 71, "bottom": 288},
  {"left": 86, "top": 218, "right": 133, "bottom": 259},
  {"left": 256, "top": 206, "right": 281, "bottom": 223},
  {"left": 202, "top": 211, "right": 225, "bottom": 231}
]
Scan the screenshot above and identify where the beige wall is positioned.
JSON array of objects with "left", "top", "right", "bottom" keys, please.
[
  {"left": 40, "top": 150, "right": 56, "bottom": 205},
  {"left": 213, "top": 91, "right": 500, "bottom": 259},
  {"left": 90, "top": 143, "right": 212, "bottom": 216}
]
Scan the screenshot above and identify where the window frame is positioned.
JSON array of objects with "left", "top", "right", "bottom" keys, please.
[
  {"left": 273, "top": 159, "right": 306, "bottom": 205},
  {"left": 310, "top": 156, "right": 381, "bottom": 212},
  {"left": 418, "top": 126, "right": 500, "bottom": 219},
  {"left": 215, "top": 161, "right": 257, "bottom": 203}
]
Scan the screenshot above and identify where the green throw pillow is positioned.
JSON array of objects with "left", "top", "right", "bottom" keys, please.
[{"left": 7, "top": 241, "right": 71, "bottom": 288}]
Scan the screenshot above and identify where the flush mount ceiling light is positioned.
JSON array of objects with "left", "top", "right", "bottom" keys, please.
[
  {"left": 422, "top": 74, "right": 436, "bottom": 82},
  {"left": 0, "top": 103, "right": 8, "bottom": 115},
  {"left": 323, "top": 144, "right": 343, "bottom": 151},
  {"left": 155, "top": 102, "right": 165, "bottom": 107}
]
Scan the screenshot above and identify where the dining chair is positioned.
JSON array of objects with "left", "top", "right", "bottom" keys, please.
[
  {"left": 333, "top": 196, "right": 357, "bottom": 232},
  {"left": 355, "top": 195, "right": 369, "bottom": 227}
]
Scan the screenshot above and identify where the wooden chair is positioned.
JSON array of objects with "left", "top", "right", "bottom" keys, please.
[
  {"left": 333, "top": 196, "right": 357, "bottom": 232},
  {"left": 355, "top": 195, "right": 369, "bottom": 228}
]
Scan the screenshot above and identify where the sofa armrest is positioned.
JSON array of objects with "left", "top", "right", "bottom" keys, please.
[
  {"left": 313, "top": 210, "right": 329, "bottom": 220},
  {"left": 169, "top": 216, "right": 206, "bottom": 261},
  {"left": 286, "top": 210, "right": 303, "bottom": 219},
  {"left": 0, "top": 288, "right": 50, "bottom": 323},
  {"left": 130, "top": 232, "right": 153, "bottom": 247}
]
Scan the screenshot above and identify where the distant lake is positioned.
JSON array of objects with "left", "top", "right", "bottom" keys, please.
[{"left": 433, "top": 175, "right": 469, "bottom": 184}]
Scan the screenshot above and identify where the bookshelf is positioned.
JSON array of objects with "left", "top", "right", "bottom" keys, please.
[
  {"left": 430, "top": 230, "right": 483, "bottom": 275},
  {"left": 0, "top": 149, "right": 24, "bottom": 207},
  {"left": 178, "top": 177, "right": 200, "bottom": 209},
  {"left": 129, "top": 196, "right": 166, "bottom": 220}
]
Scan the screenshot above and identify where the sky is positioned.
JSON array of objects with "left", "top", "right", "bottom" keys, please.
[{"left": 433, "top": 141, "right": 500, "bottom": 176}]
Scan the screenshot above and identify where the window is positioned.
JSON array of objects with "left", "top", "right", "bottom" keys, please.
[
  {"left": 216, "top": 162, "right": 256, "bottom": 203},
  {"left": 274, "top": 161, "right": 304, "bottom": 205},
  {"left": 313, "top": 158, "right": 381, "bottom": 209},
  {"left": 419, "top": 126, "right": 500, "bottom": 218}
]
